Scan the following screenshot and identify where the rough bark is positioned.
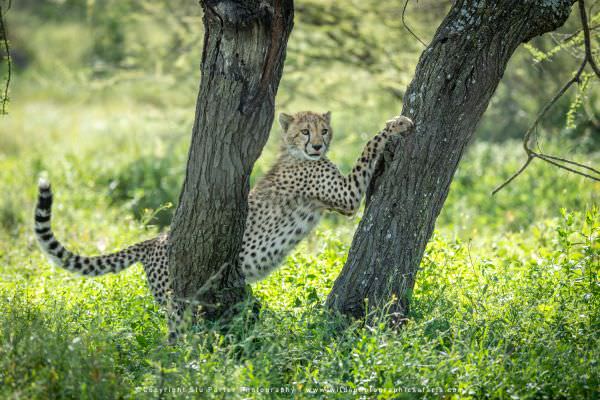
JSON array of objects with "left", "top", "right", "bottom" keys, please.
[
  {"left": 168, "top": 0, "right": 294, "bottom": 322},
  {"left": 327, "top": 0, "right": 575, "bottom": 322}
]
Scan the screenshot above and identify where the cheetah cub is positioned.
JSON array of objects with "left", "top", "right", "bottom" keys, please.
[{"left": 34, "top": 112, "right": 413, "bottom": 305}]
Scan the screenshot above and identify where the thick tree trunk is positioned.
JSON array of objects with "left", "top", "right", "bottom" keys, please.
[
  {"left": 168, "top": 0, "right": 293, "bottom": 323},
  {"left": 327, "top": 0, "right": 575, "bottom": 323}
]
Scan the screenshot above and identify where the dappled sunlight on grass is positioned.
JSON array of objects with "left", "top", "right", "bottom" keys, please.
[
  {"left": 1, "top": 72, "right": 598, "bottom": 399},
  {"left": 1, "top": 2, "right": 599, "bottom": 398},
  {"left": 2, "top": 208, "right": 597, "bottom": 398}
]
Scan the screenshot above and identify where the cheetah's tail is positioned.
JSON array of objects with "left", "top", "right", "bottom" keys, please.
[{"left": 34, "top": 178, "right": 154, "bottom": 276}]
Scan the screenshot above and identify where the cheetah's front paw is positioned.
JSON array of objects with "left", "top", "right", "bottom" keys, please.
[{"left": 384, "top": 115, "right": 414, "bottom": 136}]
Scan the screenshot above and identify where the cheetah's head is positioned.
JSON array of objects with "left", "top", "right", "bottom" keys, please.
[{"left": 279, "top": 111, "right": 332, "bottom": 161}]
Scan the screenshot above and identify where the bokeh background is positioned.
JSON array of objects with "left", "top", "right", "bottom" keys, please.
[
  {"left": 0, "top": 1, "right": 598, "bottom": 398},
  {"left": 1, "top": 0, "right": 598, "bottom": 233}
]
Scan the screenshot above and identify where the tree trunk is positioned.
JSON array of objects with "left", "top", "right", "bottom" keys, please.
[
  {"left": 327, "top": 0, "right": 575, "bottom": 323},
  {"left": 168, "top": 0, "right": 293, "bottom": 323}
]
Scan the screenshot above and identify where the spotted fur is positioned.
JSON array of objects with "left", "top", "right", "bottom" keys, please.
[{"left": 34, "top": 112, "right": 413, "bottom": 313}]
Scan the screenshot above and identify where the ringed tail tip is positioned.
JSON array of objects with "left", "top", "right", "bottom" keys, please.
[{"left": 38, "top": 177, "right": 51, "bottom": 191}]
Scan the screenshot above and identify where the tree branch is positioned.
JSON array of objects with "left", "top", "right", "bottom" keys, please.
[
  {"left": 0, "top": 0, "right": 11, "bottom": 115},
  {"left": 493, "top": 0, "right": 600, "bottom": 195},
  {"left": 537, "top": 153, "right": 600, "bottom": 180},
  {"left": 402, "top": 0, "right": 427, "bottom": 48},
  {"left": 580, "top": 0, "right": 600, "bottom": 78},
  {"left": 540, "top": 152, "right": 600, "bottom": 174}
]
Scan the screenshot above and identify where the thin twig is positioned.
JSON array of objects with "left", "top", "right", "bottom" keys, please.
[
  {"left": 493, "top": 0, "right": 600, "bottom": 195},
  {"left": 557, "top": 24, "right": 600, "bottom": 44},
  {"left": 540, "top": 153, "right": 600, "bottom": 175},
  {"left": 0, "top": 0, "right": 11, "bottom": 115},
  {"left": 536, "top": 154, "right": 600, "bottom": 181},
  {"left": 402, "top": 0, "right": 427, "bottom": 48},
  {"left": 492, "top": 156, "right": 535, "bottom": 195},
  {"left": 522, "top": 59, "right": 586, "bottom": 151}
]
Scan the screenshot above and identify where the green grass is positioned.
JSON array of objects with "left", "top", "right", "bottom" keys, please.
[
  {"left": 1, "top": 77, "right": 598, "bottom": 398},
  {"left": 1, "top": 5, "right": 599, "bottom": 399},
  {"left": 1, "top": 200, "right": 598, "bottom": 398}
]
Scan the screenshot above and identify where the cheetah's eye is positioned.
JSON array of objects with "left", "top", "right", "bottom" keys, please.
[
  {"left": 321, "top": 129, "right": 328, "bottom": 135},
  {"left": 301, "top": 129, "right": 310, "bottom": 135}
]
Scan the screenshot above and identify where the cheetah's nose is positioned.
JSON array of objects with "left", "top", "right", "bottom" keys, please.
[{"left": 312, "top": 144, "right": 323, "bottom": 151}]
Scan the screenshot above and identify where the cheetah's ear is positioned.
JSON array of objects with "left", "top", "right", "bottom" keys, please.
[
  {"left": 278, "top": 113, "right": 294, "bottom": 132},
  {"left": 322, "top": 111, "right": 331, "bottom": 124}
]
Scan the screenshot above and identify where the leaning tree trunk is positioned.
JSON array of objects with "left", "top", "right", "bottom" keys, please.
[
  {"left": 327, "top": 0, "right": 575, "bottom": 322},
  {"left": 168, "top": 0, "right": 293, "bottom": 323}
]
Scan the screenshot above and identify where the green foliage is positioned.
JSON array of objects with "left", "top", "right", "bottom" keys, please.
[
  {"left": 520, "top": 8, "right": 600, "bottom": 147},
  {"left": 8, "top": 0, "right": 599, "bottom": 145},
  {"left": 566, "top": 73, "right": 590, "bottom": 129},
  {"left": 1, "top": 192, "right": 598, "bottom": 398},
  {"left": 99, "top": 150, "right": 185, "bottom": 228},
  {"left": 1, "top": 82, "right": 598, "bottom": 399},
  {"left": 1, "top": 1, "right": 599, "bottom": 398},
  {"left": 439, "top": 141, "right": 600, "bottom": 234},
  {"left": 90, "top": 6, "right": 127, "bottom": 68}
]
